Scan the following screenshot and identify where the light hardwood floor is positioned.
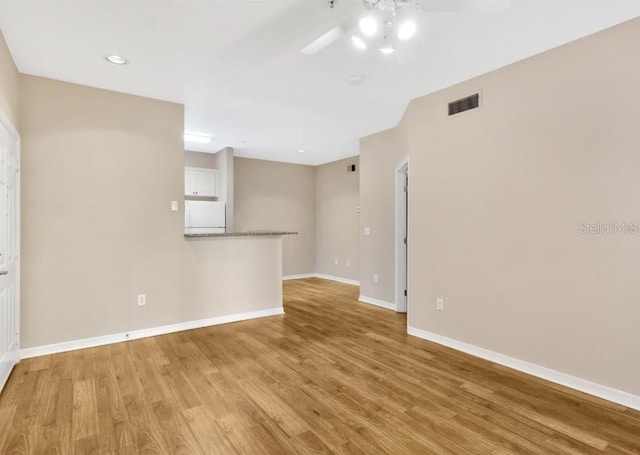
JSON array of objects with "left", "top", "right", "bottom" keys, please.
[{"left": 1, "top": 278, "right": 639, "bottom": 454}]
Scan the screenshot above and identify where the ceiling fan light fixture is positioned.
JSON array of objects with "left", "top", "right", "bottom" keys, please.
[
  {"left": 351, "top": 35, "right": 367, "bottom": 50},
  {"left": 379, "top": 45, "right": 395, "bottom": 55},
  {"left": 359, "top": 16, "right": 378, "bottom": 36},
  {"left": 397, "top": 19, "right": 417, "bottom": 40}
]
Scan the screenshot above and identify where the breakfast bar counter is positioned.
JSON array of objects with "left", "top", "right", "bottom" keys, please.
[{"left": 184, "top": 230, "right": 297, "bottom": 238}]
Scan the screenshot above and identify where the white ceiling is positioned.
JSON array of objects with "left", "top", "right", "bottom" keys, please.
[{"left": 1, "top": 0, "right": 639, "bottom": 165}]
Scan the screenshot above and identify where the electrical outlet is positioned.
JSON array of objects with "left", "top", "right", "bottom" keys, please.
[
  {"left": 436, "top": 298, "right": 444, "bottom": 311},
  {"left": 373, "top": 274, "right": 379, "bottom": 283},
  {"left": 346, "top": 260, "right": 350, "bottom": 267},
  {"left": 137, "top": 294, "right": 146, "bottom": 307},
  {"left": 334, "top": 258, "right": 338, "bottom": 265},
  {"left": 364, "top": 227, "right": 371, "bottom": 236}
]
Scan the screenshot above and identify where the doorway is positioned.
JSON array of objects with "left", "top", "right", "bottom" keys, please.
[
  {"left": 0, "top": 110, "right": 20, "bottom": 393},
  {"left": 395, "top": 158, "right": 408, "bottom": 313}
]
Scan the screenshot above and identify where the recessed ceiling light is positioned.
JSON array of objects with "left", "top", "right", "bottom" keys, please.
[
  {"left": 297, "top": 149, "right": 306, "bottom": 153},
  {"left": 184, "top": 133, "right": 212, "bottom": 144},
  {"left": 359, "top": 17, "right": 378, "bottom": 37},
  {"left": 105, "top": 54, "right": 128, "bottom": 65},
  {"left": 351, "top": 36, "right": 367, "bottom": 50}
]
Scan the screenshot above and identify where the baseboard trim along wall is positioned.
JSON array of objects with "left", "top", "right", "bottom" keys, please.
[
  {"left": 359, "top": 295, "right": 396, "bottom": 311},
  {"left": 407, "top": 326, "right": 640, "bottom": 412},
  {"left": 315, "top": 273, "right": 360, "bottom": 286},
  {"left": 282, "top": 273, "right": 316, "bottom": 280},
  {"left": 20, "top": 307, "right": 285, "bottom": 360},
  {"left": 283, "top": 273, "right": 360, "bottom": 286}
]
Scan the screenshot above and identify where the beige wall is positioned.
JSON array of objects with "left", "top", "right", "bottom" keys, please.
[
  {"left": 0, "top": 31, "right": 18, "bottom": 128},
  {"left": 361, "top": 18, "right": 640, "bottom": 396},
  {"left": 315, "top": 156, "right": 359, "bottom": 281},
  {"left": 234, "top": 157, "right": 315, "bottom": 276},
  {"left": 359, "top": 129, "right": 407, "bottom": 302},
  {"left": 20, "top": 75, "right": 282, "bottom": 349},
  {"left": 184, "top": 150, "right": 218, "bottom": 169}
]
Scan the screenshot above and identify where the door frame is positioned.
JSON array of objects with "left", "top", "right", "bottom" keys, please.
[
  {"left": 0, "top": 107, "right": 21, "bottom": 392},
  {"left": 395, "top": 157, "right": 409, "bottom": 313}
]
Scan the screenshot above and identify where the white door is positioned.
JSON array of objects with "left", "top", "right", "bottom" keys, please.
[
  {"left": 0, "top": 114, "right": 19, "bottom": 393},
  {"left": 395, "top": 159, "right": 408, "bottom": 313}
]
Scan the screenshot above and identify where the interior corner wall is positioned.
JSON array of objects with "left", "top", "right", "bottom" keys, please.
[
  {"left": 184, "top": 150, "right": 218, "bottom": 168},
  {"left": 219, "top": 147, "right": 234, "bottom": 231},
  {"left": 315, "top": 156, "right": 360, "bottom": 281},
  {"left": 18, "top": 75, "right": 184, "bottom": 348},
  {"left": 395, "top": 17, "right": 640, "bottom": 396},
  {"left": 0, "top": 31, "right": 18, "bottom": 129},
  {"left": 19, "top": 75, "right": 281, "bottom": 349},
  {"left": 234, "top": 157, "right": 315, "bottom": 276},
  {"left": 359, "top": 128, "right": 408, "bottom": 304}
]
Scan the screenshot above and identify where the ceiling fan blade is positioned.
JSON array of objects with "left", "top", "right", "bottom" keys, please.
[
  {"left": 300, "top": 26, "right": 345, "bottom": 55},
  {"left": 299, "top": 16, "right": 358, "bottom": 56}
]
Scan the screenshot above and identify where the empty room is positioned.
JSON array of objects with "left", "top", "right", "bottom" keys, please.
[{"left": 1, "top": 0, "right": 639, "bottom": 454}]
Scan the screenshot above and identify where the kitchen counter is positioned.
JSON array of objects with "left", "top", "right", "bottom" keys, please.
[{"left": 184, "top": 230, "right": 297, "bottom": 238}]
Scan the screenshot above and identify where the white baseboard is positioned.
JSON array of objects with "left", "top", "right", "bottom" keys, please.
[
  {"left": 407, "top": 326, "right": 640, "bottom": 412},
  {"left": 315, "top": 273, "right": 360, "bottom": 286},
  {"left": 282, "top": 273, "right": 316, "bottom": 280},
  {"left": 283, "top": 273, "right": 360, "bottom": 286},
  {"left": 359, "top": 295, "right": 396, "bottom": 311},
  {"left": 20, "top": 307, "right": 284, "bottom": 360}
]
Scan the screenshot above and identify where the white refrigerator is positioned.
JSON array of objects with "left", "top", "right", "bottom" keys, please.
[{"left": 185, "top": 201, "right": 226, "bottom": 234}]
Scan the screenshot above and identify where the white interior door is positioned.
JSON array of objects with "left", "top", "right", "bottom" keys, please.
[
  {"left": 396, "top": 159, "right": 409, "bottom": 313},
  {"left": 0, "top": 113, "right": 19, "bottom": 393}
]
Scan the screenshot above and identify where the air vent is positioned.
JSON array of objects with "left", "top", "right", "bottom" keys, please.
[{"left": 448, "top": 93, "right": 480, "bottom": 116}]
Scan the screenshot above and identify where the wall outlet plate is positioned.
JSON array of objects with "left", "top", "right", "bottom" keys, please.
[
  {"left": 137, "top": 294, "right": 146, "bottom": 306},
  {"left": 436, "top": 298, "right": 444, "bottom": 311}
]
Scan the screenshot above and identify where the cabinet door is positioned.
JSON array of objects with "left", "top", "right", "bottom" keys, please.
[
  {"left": 184, "top": 170, "right": 193, "bottom": 195},
  {"left": 194, "top": 170, "right": 216, "bottom": 197},
  {"left": 185, "top": 168, "right": 217, "bottom": 197}
]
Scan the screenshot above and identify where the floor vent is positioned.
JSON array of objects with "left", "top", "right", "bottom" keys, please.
[{"left": 448, "top": 93, "right": 480, "bottom": 116}]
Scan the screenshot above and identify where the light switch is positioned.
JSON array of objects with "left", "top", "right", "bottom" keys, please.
[
  {"left": 171, "top": 201, "right": 179, "bottom": 211},
  {"left": 364, "top": 227, "right": 371, "bottom": 236}
]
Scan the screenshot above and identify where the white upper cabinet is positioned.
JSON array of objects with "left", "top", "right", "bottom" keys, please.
[{"left": 185, "top": 167, "right": 218, "bottom": 197}]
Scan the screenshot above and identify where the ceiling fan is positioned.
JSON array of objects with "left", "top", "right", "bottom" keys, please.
[{"left": 300, "top": 0, "right": 510, "bottom": 57}]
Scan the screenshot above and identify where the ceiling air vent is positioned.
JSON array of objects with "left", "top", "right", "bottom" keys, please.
[{"left": 448, "top": 93, "right": 480, "bottom": 116}]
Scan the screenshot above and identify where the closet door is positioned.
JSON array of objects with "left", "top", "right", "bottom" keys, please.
[{"left": 0, "top": 114, "right": 19, "bottom": 394}]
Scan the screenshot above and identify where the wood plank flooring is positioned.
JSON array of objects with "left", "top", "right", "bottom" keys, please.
[{"left": 1, "top": 278, "right": 639, "bottom": 454}]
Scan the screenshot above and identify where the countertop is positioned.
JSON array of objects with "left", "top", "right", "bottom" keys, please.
[{"left": 184, "top": 230, "right": 298, "bottom": 238}]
